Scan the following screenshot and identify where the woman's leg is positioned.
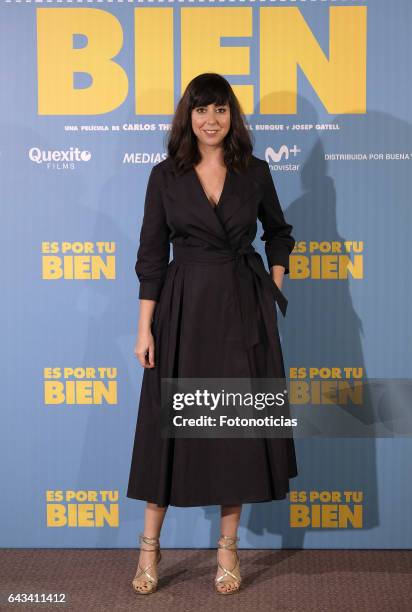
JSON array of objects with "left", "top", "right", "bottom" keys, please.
[
  {"left": 216, "top": 504, "right": 242, "bottom": 593},
  {"left": 134, "top": 502, "right": 168, "bottom": 591},
  {"left": 142, "top": 501, "right": 168, "bottom": 538}
]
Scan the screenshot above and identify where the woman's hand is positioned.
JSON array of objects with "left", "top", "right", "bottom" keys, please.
[
  {"left": 135, "top": 300, "right": 157, "bottom": 367},
  {"left": 271, "top": 265, "right": 285, "bottom": 291},
  {"left": 134, "top": 326, "right": 156, "bottom": 368},
  {"left": 273, "top": 278, "right": 283, "bottom": 291}
]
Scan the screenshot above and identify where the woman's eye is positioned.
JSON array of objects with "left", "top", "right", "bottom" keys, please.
[{"left": 195, "top": 107, "right": 227, "bottom": 113}]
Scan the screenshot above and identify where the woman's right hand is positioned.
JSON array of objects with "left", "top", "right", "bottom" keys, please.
[{"left": 134, "top": 327, "right": 155, "bottom": 368}]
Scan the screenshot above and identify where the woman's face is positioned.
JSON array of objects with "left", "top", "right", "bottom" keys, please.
[{"left": 191, "top": 102, "right": 231, "bottom": 148}]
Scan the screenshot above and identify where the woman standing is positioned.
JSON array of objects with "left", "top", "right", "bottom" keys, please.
[{"left": 127, "top": 73, "right": 298, "bottom": 595}]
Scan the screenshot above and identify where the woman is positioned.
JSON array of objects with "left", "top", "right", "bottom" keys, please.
[{"left": 127, "top": 73, "right": 298, "bottom": 595}]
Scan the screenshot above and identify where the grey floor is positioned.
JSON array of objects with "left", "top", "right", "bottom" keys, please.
[{"left": 1, "top": 548, "right": 412, "bottom": 611}]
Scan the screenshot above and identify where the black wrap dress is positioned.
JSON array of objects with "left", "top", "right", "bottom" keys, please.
[{"left": 126, "top": 154, "right": 298, "bottom": 507}]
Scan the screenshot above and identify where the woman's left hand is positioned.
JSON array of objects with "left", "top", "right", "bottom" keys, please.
[{"left": 271, "top": 265, "right": 285, "bottom": 291}]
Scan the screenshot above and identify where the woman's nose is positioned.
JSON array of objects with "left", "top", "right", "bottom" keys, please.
[{"left": 205, "top": 109, "right": 218, "bottom": 123}]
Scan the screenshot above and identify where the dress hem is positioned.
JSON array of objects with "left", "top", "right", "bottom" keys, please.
[{"left": 126, "top": 473, "right": 298, "bottom": 507}]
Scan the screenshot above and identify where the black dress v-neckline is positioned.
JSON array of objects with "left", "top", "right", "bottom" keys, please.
[{"left": 192, "top": 166, "right": 229, "bottom": 210}]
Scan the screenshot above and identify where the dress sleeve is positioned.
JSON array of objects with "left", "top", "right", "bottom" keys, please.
[
  {"left": 135, "top": 166, "right": 170, "bottom": 301},
  {"left": 258, "top": 161, "right": 295, "bottom": 274}
]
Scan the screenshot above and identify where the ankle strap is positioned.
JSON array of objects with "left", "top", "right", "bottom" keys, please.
[
  {"left": 218, "top": 534, "right": 239, "bottom": 549},
  {"left": 139, "top": 533, "right": 160, "bottom": 548}
]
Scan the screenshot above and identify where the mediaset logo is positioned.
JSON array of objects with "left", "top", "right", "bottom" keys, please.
[
  {"left": 122, "top": 152, "right": 167, "bottom": 165},
  {"left": 28, "top": 146, "right": 92, "bottom": 169}
]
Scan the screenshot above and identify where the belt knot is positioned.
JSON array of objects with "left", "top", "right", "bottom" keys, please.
[{"left": 232, "top": 244, "right": 256, "bottom": 263}]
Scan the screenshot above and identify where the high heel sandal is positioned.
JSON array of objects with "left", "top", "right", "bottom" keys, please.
[
  {"left": 132, "top": 533, "right": 162, "bottom": 595},
  {"left": 215, "top": 534, "right": 241, "bottom": 595}
]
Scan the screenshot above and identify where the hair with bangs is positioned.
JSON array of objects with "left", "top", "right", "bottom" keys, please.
[{"left": 166, "top": 73, "right": 254, "bottom": 175}]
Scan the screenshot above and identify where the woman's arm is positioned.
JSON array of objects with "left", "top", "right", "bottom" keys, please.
[
  {"left": 271, "top": 265, "right": 287, "bottom": 292},
  {"left": 135, "top": 300, "right": 157, "bottom": 368},
  {"left": 135, "top": 165, "right": 170, "bottom": 301},
  {"left": 257, "top": 161, "right": 295, "bottom": 291},
  {"left": 134, "top": 165, "right": 170, "bottom": 367}
]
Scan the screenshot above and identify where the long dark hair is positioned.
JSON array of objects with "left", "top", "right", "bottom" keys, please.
[{"left": 166, "top": 73, "right": 254, "bottom": 175}]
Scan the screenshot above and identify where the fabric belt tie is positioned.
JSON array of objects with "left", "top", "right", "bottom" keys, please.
[{"left": 172, "top": 243, "right": 288, "bottom": 351}]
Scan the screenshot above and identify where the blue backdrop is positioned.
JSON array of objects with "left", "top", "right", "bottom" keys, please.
[{"left": 1, "top": 0, "right": 411, "bottom": 548}]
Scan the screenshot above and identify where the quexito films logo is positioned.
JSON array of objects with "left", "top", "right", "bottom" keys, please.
[{"left": 28, "top": 146, "right": 92, "bottom": 170}]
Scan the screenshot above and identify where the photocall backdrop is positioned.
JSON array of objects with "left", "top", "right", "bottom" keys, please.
[{"left": 1, "top": 0, "right": 411, "bottom": 549}]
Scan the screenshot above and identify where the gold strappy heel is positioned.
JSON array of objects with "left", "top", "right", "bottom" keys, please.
[
  {"left": 215, "top": 534, "right": 241, "bottom": 595},
  {"left": 132, "top": 533, "right": 162, "bottom": 595}
]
